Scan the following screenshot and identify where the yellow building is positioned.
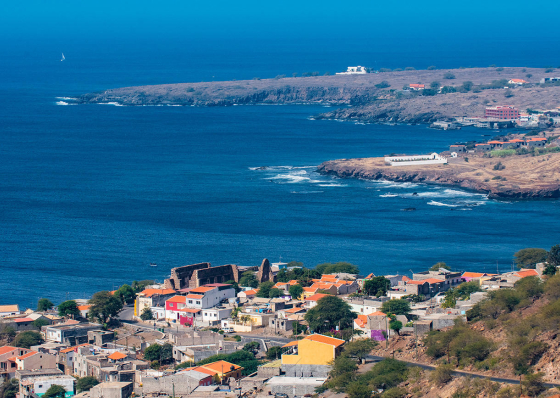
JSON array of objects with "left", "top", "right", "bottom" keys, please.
[{"left": 281, "top": 334, "right": 345, "bottom": 365}]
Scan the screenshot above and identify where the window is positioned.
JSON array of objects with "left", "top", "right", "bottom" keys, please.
[
  {"left": 169, "top": 303, "right": 174, "bottom": 307},
  {"left": 196, "top": 301, "right": 201, "bottom": 305},
  {"left": 188, "top": 300, "right": 193, "bottom": 304}
]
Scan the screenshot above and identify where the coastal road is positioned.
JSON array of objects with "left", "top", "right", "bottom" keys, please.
[
  {"left": 366, "top": 355, "right": 560, "bottom": 388},
  {"left": 118, "top": 304, "right": 135, "bottom": 321}
]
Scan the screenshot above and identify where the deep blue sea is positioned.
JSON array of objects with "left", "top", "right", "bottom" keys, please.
[{"left": 2, "top": 38, "right": 560, "bottom": 309}]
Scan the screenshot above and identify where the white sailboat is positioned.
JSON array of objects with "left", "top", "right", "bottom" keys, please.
[{"left": 61, "top": 53, "right": 65, "bottom": 62}]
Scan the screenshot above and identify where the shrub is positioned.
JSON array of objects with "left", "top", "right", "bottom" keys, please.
[
  {"left": 493, "top": 161, "right": 505, "bottom": 170},
  {"left": 496, "top": 67, "right": 504, "bottom": 71},
  {"left": 430, "top": 364, "right": 453, "bottom": 385},
  {"left": 504, "top": 88, "right": 514, "bottom": 98},
  {"left": 427, "top": 65, "right": 436, "bottom": 70},
  {"left": 462, "top": 81, "right": 474, "bottom": 91},
  {"left": 405, "top": 67, "right": 415, "bottom": 71},
  {"left": 378, "top": 68, "right": 391, "bottom": 72},
  {"left": 375, "top": 81, "right": 391, "bottom": 89},
  {"left": 441, "top": 86, "right": 457, "bottom": 94},
  {"left": 444, "top": 72, "right": 456, "bottom": 79}
]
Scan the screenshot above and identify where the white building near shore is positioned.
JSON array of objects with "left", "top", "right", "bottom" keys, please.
[
  {"left": 336, "top": 66, "right": 368, "bottom": 75},
  {"left": 384, "top": 153, "right": 447, "bottom": 166}
]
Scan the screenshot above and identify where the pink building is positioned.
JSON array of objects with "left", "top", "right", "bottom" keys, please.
[{"left": 485, "top": 106, "right": 519, "bottom": 119}]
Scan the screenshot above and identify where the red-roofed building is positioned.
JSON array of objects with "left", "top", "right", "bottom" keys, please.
[
  {"left": 16, "top": 350, "right": 57, "bottom": 371},
  {"left": 0, "top": 346, "right": 33, "bottom": 379},
  {"left": 409, "top": 83, "right": 425, "bottom": 90},
  {"left": 135, "top": 288, "right": 177, "bottom": 318},
  {"left": 304, "top": 293, "right": 330, "bottom": 309},
  {"left": 485, "top": 105, "right": 519, "bottom": 120},
  {"left": 509, "top": 78, "right": 527, "bottom": 85}
]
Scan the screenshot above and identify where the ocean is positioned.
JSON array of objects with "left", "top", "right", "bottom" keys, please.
[{"left": 2, "top": 38, "right": 560, "bottom": 309}]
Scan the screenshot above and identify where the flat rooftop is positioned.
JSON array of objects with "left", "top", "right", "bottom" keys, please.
[{"left": 266, "top": 376, "right": 326, "bottom": 386}]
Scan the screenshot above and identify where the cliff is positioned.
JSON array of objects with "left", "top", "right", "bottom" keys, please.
[{"left": 317, "top": 152, "right": 560, "bottom": 199}]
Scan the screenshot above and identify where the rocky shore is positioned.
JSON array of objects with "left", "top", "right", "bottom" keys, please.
[
  {"left": 317, "top": 153, "right": 560, "bottom": 199},
  {"left": 74, "top": 67, "right": 560, "bottom": 125}
]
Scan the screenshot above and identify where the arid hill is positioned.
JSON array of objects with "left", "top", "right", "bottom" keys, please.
[{"left": 76, "top": 67, "right": 560, "bottom": 124}]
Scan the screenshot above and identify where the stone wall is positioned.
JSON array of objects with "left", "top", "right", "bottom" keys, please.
[
  {"left": 164, "top": 263, "right": 210, "bottom": 290},
  {"left": 256, "top": 259, "right": 274, "bottom": 283},
  {"left": 192, "top": 264, "right": 239, "bottom": 287},
  {"left": 142, "top": 373, "right": 200, "bottom": 396},
  {"left": 281, "top": 364, "right": 330, "bottom": 378}
]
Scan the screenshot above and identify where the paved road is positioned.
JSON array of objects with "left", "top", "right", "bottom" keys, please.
[
  {"left": 366, "top": 355, "right": 560, "bottom": 388},
  {"left": 118, "top": 304, "right": 135, "bottom": 321}
]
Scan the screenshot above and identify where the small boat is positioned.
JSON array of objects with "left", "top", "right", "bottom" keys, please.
[
  {"left": 402, "top": 207, "right": 416, "bottom": 211},
  {"left": 150, "top": 263, "right": 157, "bottom": 267},
  {"left": 61, "top": 53, "right": 65, "bottom": 62}
]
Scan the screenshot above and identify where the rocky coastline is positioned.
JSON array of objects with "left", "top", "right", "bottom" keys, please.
[
  {"left": 317, "top": 155, "right": 560, "bottom": 199},
  {"left": 74, "top": 67, "right": 560, "bottom": 125}
]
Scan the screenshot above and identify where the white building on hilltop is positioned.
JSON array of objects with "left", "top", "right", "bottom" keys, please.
[{"left": 336, "top": 66, "right": 368, "bottom": 75}]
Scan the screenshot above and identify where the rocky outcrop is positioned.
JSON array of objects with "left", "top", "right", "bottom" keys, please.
[{"left": 317, "top": 154, "right": 560, "bottom": 199}]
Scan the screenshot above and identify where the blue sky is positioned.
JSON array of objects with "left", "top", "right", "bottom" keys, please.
[{"left": 2, "top": 0, "right": 560, "bottom": 42}]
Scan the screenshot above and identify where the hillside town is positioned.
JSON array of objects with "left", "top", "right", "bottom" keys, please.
[{"left": 1, "top": 255, "right": 557, "bottom": 398}]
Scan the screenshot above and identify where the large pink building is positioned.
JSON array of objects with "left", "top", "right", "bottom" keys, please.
[{"left": 485, "top": 106, "right": 519, "bottom": 119}]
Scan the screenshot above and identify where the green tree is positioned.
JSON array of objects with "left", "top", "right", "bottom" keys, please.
[
  {"left": 37, "top": 298, "right": 54, "bottom": 312},
  {"left": 345, "top": 382, "right": 371, "bottom": 398},
  {"left": 543, "top": 263, "right": 558, "bottom": 276},
  {"left": 140, "top": 307, "right": 154, "bottom": 321},
  {"left": 33, "top": 318, "right": 49, "bottom": 330},
  {"left": 76, "top": 376, "right": 99, "bottom": 393},
  {"left": 444, "top": 72, "right": 456, "bottom": 79},
  {"left": 88, "top": 291, "right": 123, "bottom": 324},
  {"left": 304, "top": 296, "right": 356, "bottom": 333},
  {"left": 430, "top": 81, "right": 440, "bottom": 90},
  {"left": 548, "top": 244, "right": 560, "bottom": 266},
  {"left": 462, "top": 81, "right": 474, "bottom": 91},
  {"left": 58, "top": 300, "right": 80, "bottom": 318},
  {"left": 288, "top": 284, "right": 304, "bottom": 299},
  {"left": 375, "top": 81, "right": 391, "bottom": 89},
  {"left": 429, "top": 262, "right": 450, "bottom": 271},
  {"left": 522, "top": 372, "right": 546, "bottom": 396},
  {"left": 160, "top": 342, "right": 173, "bottom": 364},
  {"left": 268, "top": 288, "right": 283, "bottom": 298},
  {"left": 115, "top": 284, "right": 136, "bottom": 304},
  {"left": 343, "top": 338, "right": 377, "bottom": 362},
  {"left": 315, "top": 262, "right": 360, "bottom": 275},
  {"left": 430, "top": 364, "right": 453, "bottom": 385},
  {"left": 239, "top": 271, "right": 258, "bottom": 288},
  {"left": 257, "top": 281, "right": 275, "bottom": 298},
  {"left": 132, "top": 280, "right": 154, "bottom": 293},
  {"left": 243, "top": 341, "right": 260, "bottom": 354},
  {"left": 43, "top": 385, "right": 66, "bottom": 398},
  {"left": 381, "top": 299, "right": 411, "bottom": 316},
  {"left": 363, "top": 277, "right": 391, "bottom": 297},
  {"left": 266, "top": 346, "right": 284, "bottom": 360},
  {"left": 0, "top": 325, "right": 16, "bottom": 343},
  {"left": 1, "top": 378, "right": 19, "bottom": 398},
  {"left": 441, "top": 290, "right": 457, "bottom": 309},
  {"left": 143, "top": 343, "right": 162, "bottom": 361},
  {"left": 514, "top": 276, "right": 543, "bottom": 299},
  {"left": 441, "top": 86, "right": 457, "bottom": 94},
  {"left": 14, "top": 331, "right": 44, "bottom": 348},
  {"left": 389, "top": 320, "right": 403, "bottom": 335}
]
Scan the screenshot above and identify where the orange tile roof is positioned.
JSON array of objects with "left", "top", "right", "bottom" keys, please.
[
  {"left": 305, "top": 293, "right": 329, "bottom": 302},
  {"left": 288, "top": 280, "right": 299, "bottom": 285},
  {"left": 186, "top": 294, "right": 204, "bottom": 299},
  {"left": 108, "top": 352, "right": 127, "bottom": 360},
  {"left": 285, "top": 307, "right": 305, "bottom": 313},
  {"left": 402, "top": 276, "right": 411, "bottom": 282},
  {"left": 14, "top": 318, "right": 33, "bottom": 323},
  {"left": 321, "top": 275, "right": 338, "bottom": 281},
  {"left": 311, "top": 283, "right": 335, "bottom": 290},
  {"left": 274, "top": 282, "right": 289, "bottom": 288},
  {"left": 365, "top": 273, "right": 374, "bottom": 279},
  {"left": 140, "top": 288, "right": 176, "bottom": 297},
  {"left": 190, "top": 366, "right": 217, "bottom": 376},
  {"left": 60, "top": 344, "right": 90, "bottom": 354},
  {"left": 422, "top": 278, "right": 445, "bottom": 284},
  {"left": 241, "top": 289, "right": 257, "bottom": 295},
  {"left": 369, "top": 311, "right": 386, "bottom": 317},
  {"left": 410, "top": 83, "right": 425, "bottom": 88},
  {"left": 515, "top": 269, "right": 539, "bottom": 278},
  {"left": 190, "top": 286, "right": 216, "bottom": 294},
  {"left": 77, "top": 305, "right": 90, "bottom": 311},
  {"left": 17, "top": 351, "right": 37, "bottom": 359},
  {"left": 487, "top": 141, "right": 504, "bottom": 144},
  {"left": 305, "top": 334, "right": 345, "bottom": 347},
  {"left": 282, "top": 340, "right": 300, "bottom": 348},
  {"left": 199, "top": 360, "right": 242, "bottom": 374},
  {"left": 510, "top": 79, "right": 527, "bottom": 83},
  {"left": 166, "top": 295, "right": 187, "bottom": 304},
  {"left": 462, "top": 272, "right": 485, "bottom": 278},
  {"left": 354, "top": 314, "right": 367, "bottom": 328},
  {"left": 406, "top": 280, "right": 424, "bottom": 285},
  {"left": 508, "top": 139, "right": 525, "bottom": 143},
  {"left": 529, "top": 137, "right": 547, "bottom": 141},
  {"left": 302, "top": 287, "right": 317, "bottom": 293}
]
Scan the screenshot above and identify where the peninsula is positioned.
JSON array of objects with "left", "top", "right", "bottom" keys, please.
[
  {"left": 318, "top": 146, "right": 560, "bottom": 199},
  {"left": 75, "top": 67, "right": 560, "bottom": 125}
]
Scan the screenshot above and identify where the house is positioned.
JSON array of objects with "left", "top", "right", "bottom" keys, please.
[
  {"left": 0, "top": 346, "right": 34, "bottom": 381},
  {"left": 461, "top": 272, "right": 490, "bottom": 282},
  {"left": 526, "top": 137, "right": 546, "bottom": 148},
  {"left": 142, "top": 370, "right": 212, "bottom": 396},
  {"left": 485, "top": 105, "right": 519, "bottom": 120},
  {"left": 43, "top": 322, "right": 102, "bottom": 345},
  {"left": 268, "top": 317, "right": 295, "bottom": 333},
  {"left": 73, "top": 346, "right": 149, "bottom": 383},
  {"left": 77, "top": 305, "right": 91, "bottom": 319},
  {"left": 409, "top": 83, "right": 425, "bottom": 90},
  {"left": 15, "top": 351, "right": 57, "bottom": 371},
  {"left": 506, "top": 268, "right": 540, "bottom": 284},
  {"left": 238, "top": 289, "right": 257, "bottom": 299},
  {"left": 134, "top": 288, "right": 177, "bottom": 318},
  {"left": 449, "top": 144, "right": 466, "bottom": 153},
  {"left": 346, "top": 297, "right": 389, "bottom": 315},
  {"left": 336, "top": 66, "right": 368, "bottom": 75},
  {"left": 165, "top": 296, "right": 202, "bottom": 326},
  {"left": 89, "top": 381, "right": 133, "bottom": 398},
  {"left": 16, "top": 368, "right": 75, "bottom": 398},
  {"left": 304, "top": 293, "right": 330, "bottom": 309},
  {"left": 540, "top": 77, "right": 560, "bottom": 84},
  {"left": 508, "top": 78, "right": 527, "bottom": 85},
  {"left": 281, "top": 334, "right": 345, "bottom": 377},
  {"left": 201, "top": 307, "right": 233, "bottom": 326},
  {"left": 366, "top": 312, "right": 389, "bottom": 341},
  {"left": 58, "top": 344, "right": 91, "bottom": 375},
  {"left": 0, "top": 305, "right": 20, "bottom": 317},
  {"left": 195, "top": 360, "right": 243, "bottom": 382}
]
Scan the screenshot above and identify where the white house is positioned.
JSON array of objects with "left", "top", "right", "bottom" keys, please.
[
  {"left": 201, "top": 308, "right": 233, "bottom": 326},
  {"left": 0, "top": 305, "right": 21, "bottom": 317},
  {"left": 336, "top": 66, "right": 368, "bottom": 75}
]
